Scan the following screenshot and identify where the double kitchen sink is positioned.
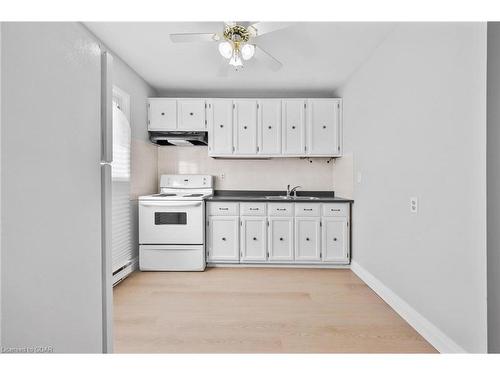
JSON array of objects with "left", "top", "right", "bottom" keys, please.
[{"left": 264, "top": 195, "right": 320, "bottom": 200}]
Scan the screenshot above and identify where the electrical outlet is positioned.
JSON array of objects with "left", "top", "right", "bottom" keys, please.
[
  {"left": 221, "top": 173, "right": 225, "bottom": 180},
  {"left": 410, "top": 197, "right": 418, "bottom": 213}
]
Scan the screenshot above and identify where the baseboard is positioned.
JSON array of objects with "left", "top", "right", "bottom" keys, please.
[
  {"left": 207, "top": 263, "right": 350, "bottom": 269},
  {"left": 112, "top": 257, "right": 138, "bottom": 286},
  {"left": 350, "top": 261, "right": 466, "bottom": 353}
]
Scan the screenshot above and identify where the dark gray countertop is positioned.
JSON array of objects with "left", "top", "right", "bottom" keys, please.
[{"left": 205, "top": 190, "right": 354, "bottom": 203}]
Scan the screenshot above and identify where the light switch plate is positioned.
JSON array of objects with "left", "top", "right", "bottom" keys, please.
[{"left": 410, "top": 197, "right": 418, "bottom": 213}]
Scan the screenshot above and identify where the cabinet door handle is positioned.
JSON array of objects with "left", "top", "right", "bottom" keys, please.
[
  {"left": 268, "top": 125, "right": 272, "bottom": 129},
  {"left": 291, "top": 125, "right": 296, "bottom": 129},
  {"left": 253, "top": 237, "right": 257, "bottom": 241},
  {"left": 243, "top": 125, "right": 247, "bottom": 129},
  {"left": 190, "top": 112, "right": 194, "bottom": 116},
  {"left": 306, "top": 237, "right": 310, "bottom": 241},
  {"left": 222, "top": 237, "right": 226, "bottom": 241},
  {"left": 161, "top": 112, "right": 165, "bottom": 116},
  {"left": 333, "top": 238, "right": 338, "bottom": 242},
  {"left": 220, "top": 124, "right": 224, "bottom": 128},
  {"left": 280, "top": 237, "right": 284, "bottom": 241},
  {"left": 322, "top": 125, "right": 326, "bottom": 129}
]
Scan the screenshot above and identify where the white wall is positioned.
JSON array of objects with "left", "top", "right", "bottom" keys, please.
[
  {"left": 338, "top": 23, "right": 488, "bottom": 352},
  {"left": 157, "top": 147, "right": 343, "bottom": 192},
  {"left": 84, "top": 25, "right": 158, "bottom": 268},
  {"left": 487, "top": 22, "right": 500, "bottom": 353}
]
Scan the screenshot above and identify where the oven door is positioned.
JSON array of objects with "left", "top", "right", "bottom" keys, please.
[{"left": 139, "top": 200, "right": 204, "bottom": 245}]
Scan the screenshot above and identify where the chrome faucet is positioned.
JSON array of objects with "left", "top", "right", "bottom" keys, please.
[{"left": 287, "top": 184, "right": 302, "bottom": 198}]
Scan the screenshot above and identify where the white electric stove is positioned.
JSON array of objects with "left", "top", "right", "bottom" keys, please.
[{"left": 138, "top": 174, "right": 213, "bottom": 271}]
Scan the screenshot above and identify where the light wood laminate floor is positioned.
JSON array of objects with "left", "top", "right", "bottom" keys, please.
[{"left": 113, "top": 268, "right": 437, "bottom": 353}]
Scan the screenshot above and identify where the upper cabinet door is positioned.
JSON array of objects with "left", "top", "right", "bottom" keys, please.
[
  {"left": 258, "top": 99, "right": 282, "bottom": 155},
  {"left": 178, "top": 99, "right": 206, "bottom": 131},
  {"left": 282, "top": 99, "right": 306, "bottom": 155},
  {"left": 148, "top": 98, "right": 177, "bottom": 131},
  {"left": 208, "top": 99, "right": 234, "bottom": 156},
  {"left": 234, "top": 100, "right": 258, "bottom": 155},
  {"left": 307, "top": 99, "right": 341, "bottom": 156}
]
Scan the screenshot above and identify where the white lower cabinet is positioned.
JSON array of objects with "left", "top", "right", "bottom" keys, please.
[
  {"left": 268, "top": 217, "right": 294, "bottom": 261},
  {"left": 240, "top": 216, "right": 267, "bottom": 262},
  {"left": 321, "top": 217, "right": 349, "bottom": 263},
  {"left": 294, "top": 217, "right": 321, "bottom": 262},
  {"left": 207, "top": 215, "right": 239, "bottom": 262},
  {"left": 206, "top": 201, "right": 350, "bottom": 266}
]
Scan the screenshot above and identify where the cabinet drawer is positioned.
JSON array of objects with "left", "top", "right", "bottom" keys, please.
[
  {"left": 295, "top": 203, "right": 320, "bottom": 216},
  {"left": 207, "top": 202, "right": 239, "bottom": 216},
  {"left": 240, "top": 202, "right": 267, "bottom": 216},
  {"left": 268, "top": 203, "right": 294, "bottom": 216},
  {"left": 322, "top": 203, "right": 349, "bottom": 217}
]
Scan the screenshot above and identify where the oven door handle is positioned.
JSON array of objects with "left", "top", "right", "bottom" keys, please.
[{"left": 139, "top": 201, "right": 202, "bottom": 208}]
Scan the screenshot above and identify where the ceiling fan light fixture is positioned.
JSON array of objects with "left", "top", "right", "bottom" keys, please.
[
  {"left": 218, "top": 41, "right": 233, "bottom": 59},
  {"left": 241, "top": 43, "right": 255, "bottom": 60},
  {"left": 229, "top": 49, "right": 243, "bottom": 70}
]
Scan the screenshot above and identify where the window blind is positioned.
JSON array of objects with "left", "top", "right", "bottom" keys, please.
[{"left": 111, "top": 102, "right": 133, "bottom": 272}]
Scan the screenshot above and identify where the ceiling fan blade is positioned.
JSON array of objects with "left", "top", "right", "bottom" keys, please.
[
  {"left": 248, "top": 22, "right": 292, "bottom": 38},
  {"left": 254, "top": 46, "right": 282, "bottom": 71},
  {"left": 170, "top": 33, "right": 218, "bottom": 43},
  {"left": 217, "top": 63, "right": 230, "bottom": 77}
]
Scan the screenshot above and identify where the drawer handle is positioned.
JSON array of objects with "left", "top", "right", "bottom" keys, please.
[
  {"left": 249, "top": 208, "right": 259, "bottom": 211},
  {"left": 303, "top": 208, "right": 313, "bottom": 211},
  {"left": 219, "top": 207, "right": 229, "bottom": 211},
  {"left": 330, "top": 209, "right": 341, "bottom": 212},
  {"left": 333, "top": 238, "right": 338, "bottom": 242},
  {"left": 219, "top": 124, "right": 224, "bottom": 128},
  {"left": 222, "top": 237, "right": 226, "bottom": 241},
  {"left": 306, "top": 237, "right": 310, "bottom": 241},
  {"left": 277, "top": 208, "right": 287, "bottom": 211},
  {"left": 253, "top": 237, "right": 257, "bottom": 241},
  {"left": 280, "top": 237, "right": 284, "bottom": 241}
]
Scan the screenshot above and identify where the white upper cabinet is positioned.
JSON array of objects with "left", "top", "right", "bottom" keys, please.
[
  {"left": 208, "top": 99, "right": 234, "bottom": 156},
  {"left": 148, "top": 98, "right": 177, "bottom": 131},
  {"left": 282, "top": 99, "right": 306, "bottom": 155},
  {"left": 150, "top": 97, "right": 343, "bottom": 158},
  {"left": 233, "top": 100, "right": 258, "bottom": 155},
  {"left": 307, "top": 99, "right": 342, "bottom": 156},
  {"left": 258, "top": 99, "right": 282, "bottom": 155},
  {"left": 178, "top": 99, "right": 206, "bottom": 131}
]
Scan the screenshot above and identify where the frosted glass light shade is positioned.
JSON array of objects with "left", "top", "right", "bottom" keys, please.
[
  {"left": 218, "top": 41, "right": 233, "bottom": 59},
  {"left": 241, "top": 44, "right": 255, "bottom": 60}
]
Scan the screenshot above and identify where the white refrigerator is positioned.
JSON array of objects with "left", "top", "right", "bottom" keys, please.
[{"left": 1, "top": 22, "right": 113, "bottom": 353}]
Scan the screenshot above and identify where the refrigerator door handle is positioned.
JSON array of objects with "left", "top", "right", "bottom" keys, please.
[
  {"left": 100, "top": 163, "right": 113, "bottom": 353},
  {"left": 101, "top": 51, "right": 113, "bottom": 163}
]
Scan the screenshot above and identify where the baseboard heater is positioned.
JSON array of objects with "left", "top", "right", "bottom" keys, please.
[{"left": 112, "top": 257, "right": 138, "bottom": 286}]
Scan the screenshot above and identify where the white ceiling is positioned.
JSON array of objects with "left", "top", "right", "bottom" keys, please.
[{"left": 85, "top": 22, "right": 395, "bottom": 95}]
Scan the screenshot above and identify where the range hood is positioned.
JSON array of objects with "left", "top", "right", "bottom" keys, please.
[{"left": 149, "top": 131, "right": 208, "bottom": 146}]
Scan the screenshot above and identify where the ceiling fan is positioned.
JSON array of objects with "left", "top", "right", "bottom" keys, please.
[{"left": 169, "top": 22, "right": 290, "bottom": 74}]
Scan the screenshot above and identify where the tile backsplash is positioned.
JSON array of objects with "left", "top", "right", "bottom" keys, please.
[{"left": 157, "top": 146, "right": 350, "bottom": 193}]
